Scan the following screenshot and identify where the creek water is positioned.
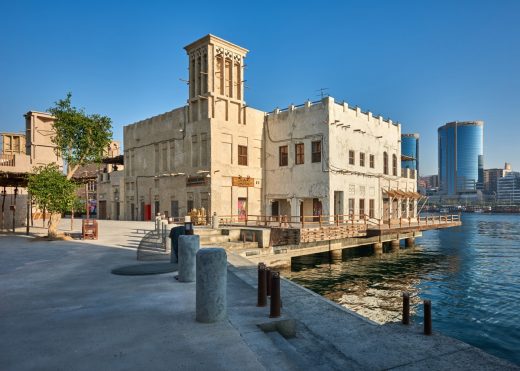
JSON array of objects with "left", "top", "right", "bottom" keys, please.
[{"left": 285, "top": 213, "right": 520, "bottom": 365}]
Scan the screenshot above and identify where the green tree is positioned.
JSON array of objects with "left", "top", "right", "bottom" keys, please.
[
  {"left": 48, "top": 92, "right": 113, "bottom": 179},
  {"left": 28, "top": 164, "right": 77, "bottom": 238}
]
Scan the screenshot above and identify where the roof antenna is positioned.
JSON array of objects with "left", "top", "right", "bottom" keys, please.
[{"left": 316, "top": 88, "right": 329, "bottom": 99}]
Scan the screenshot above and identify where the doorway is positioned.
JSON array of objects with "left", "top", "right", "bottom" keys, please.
[
  {"left": 98, "top": 200, "right": 107, "bottom": 220},
  {"left": 238, "top": 197, "right": 247, "bottom": 221}
]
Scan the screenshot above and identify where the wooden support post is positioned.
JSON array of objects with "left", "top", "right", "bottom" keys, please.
[
  {"left": 30, "top": 196, "right": 33, "bottom": 227},
  {"left": 1, "top": 186, "right": 6, "bottom": 231},
  {"left": 26, "top": 193, "right": 30, "bottom": 235},
  {"left": 257, "top": 263, "right": 267, "bottom": 307},
  {"left": 85, "top": 183, "right": 89, "bottom": 220},
  {"left": 269, "top": 271, "right": 281, "bottom": 318},
  {"left": 12, "top": 187, "right": 18, "bottom": 233},
  {"left": 424, "top": 300, "right": 432, "bottom": 335},
  {"left": 402, "top": 292, "right": 410, "bottom": 325}
]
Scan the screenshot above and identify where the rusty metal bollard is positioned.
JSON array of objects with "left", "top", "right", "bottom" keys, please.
[
  {"left": 266, "top": 267, "right": 272, "bottom": 297},
  {"left": 270, "top": 271, "right": 281, "bottom": 318},
  {"left": 257, "top": 263, "right": 267, "bottom": 307},
  {"left": 424, "top": 300, "right": 432, "bottom": 335},
  {"left": 402, "top": 292, "right": 410, "bottom": 325}
]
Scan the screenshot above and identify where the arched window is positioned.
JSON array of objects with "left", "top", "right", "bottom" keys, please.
[
  {"left": 392, "top": 154, "right": 397, "bottom": 176},
  {"left": 383, "top": 152, "right": 388, "bottom": 175}
]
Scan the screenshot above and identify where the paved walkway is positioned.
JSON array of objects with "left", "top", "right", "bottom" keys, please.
[{"left": 1, "top": 221, "right": 518, "bottom": 370}]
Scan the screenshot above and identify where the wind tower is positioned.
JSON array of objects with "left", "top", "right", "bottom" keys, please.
[{"left": 184, "top": 34, "right": 248, "bottom": 123}]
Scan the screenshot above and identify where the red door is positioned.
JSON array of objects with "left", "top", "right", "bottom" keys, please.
[{"left": 145, "top": 204, "right": 152, "bottom": 221}]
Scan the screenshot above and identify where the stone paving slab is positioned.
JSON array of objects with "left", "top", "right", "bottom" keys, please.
[{"left": 1, "top": 226, "right": 519, "bottom": 371}]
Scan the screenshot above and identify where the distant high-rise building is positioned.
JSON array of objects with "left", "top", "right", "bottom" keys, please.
[
  {"left": 401, "top": 133, "right": 419, "bottom": 173},
  {"left": 497, "top": 171, "right": 520, "bottom": 204},
  {"left": 438, "top": 121, "right": 484, "bottom": 195},
  {"left": 484, "top": 162, "right": 511, "bottom": 195}
]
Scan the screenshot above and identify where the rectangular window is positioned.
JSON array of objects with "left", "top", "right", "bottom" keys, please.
[
  {"left": 359, "top": 199, "right": 365, "bottom": 217},
  {"left": 192, "top": 135, "right": 199, "bottom": 167},
  {"left": 169, "top": 141, "right": 175, "bottom": 171},
  {"left": 162, "top": 144, "right": 167, "bottom": 171},
  {"left": 370, "top": 154, "right": 375, "bottom": 169},
  {"left": 392, "top": 154, "right": 397, "bottom": 176},
  {"left": 311, "top": 141, "right": 321, "bottom": 163},
  {"left": 348, "top": 198, "right": 355, "bottom": 216},
  {"left": 279, "top": 145, "right": 288, "bottom": 166},
  {"left": 369, "top": 199, "right": 375, "bottom": 218},
  {"left": 154, "top": 144, "right": 159, "bottom": 173},
  {"left": 295, "top": 143, "right": 304, "bottom": 165},
  {"left": 349, "top": 150, "right": 355, "bottom": 165},
  {"left": 360, "top": 152, "right": 365, "bottom": 167},
  {"left": 201, "top": 133, "right": 208, "bottom": 166},
  {"left": 238, "top": 145, "right": 248, "bottom": 166}
]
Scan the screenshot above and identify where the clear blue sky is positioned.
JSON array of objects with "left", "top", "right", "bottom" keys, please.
[{"left": 1, "top": 0, "right": 519, "bottom": 175}]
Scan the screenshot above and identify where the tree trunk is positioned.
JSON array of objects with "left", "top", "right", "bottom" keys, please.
[{"left": 48, "top": 212, "right": 62, "bottom": 239}]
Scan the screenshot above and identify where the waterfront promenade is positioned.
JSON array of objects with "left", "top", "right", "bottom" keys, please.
[{"left": 0, "top": 220, "right": 517, "bottom": 370}]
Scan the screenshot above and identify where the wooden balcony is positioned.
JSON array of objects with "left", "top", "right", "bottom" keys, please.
[{"left": 0, "top": 154, "right": 15, "bottom": 167}]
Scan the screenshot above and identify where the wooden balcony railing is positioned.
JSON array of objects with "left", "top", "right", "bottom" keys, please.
[{"left": 0, "top": 154, "right": 15, "bottom": 167}]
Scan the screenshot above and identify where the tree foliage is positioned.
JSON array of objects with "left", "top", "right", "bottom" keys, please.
[
  {"left": 48, "top": 93, "right": 113, "bottom": 179},
  {"left": 28, "top": 164, "right": 78, "bottom": 214}
]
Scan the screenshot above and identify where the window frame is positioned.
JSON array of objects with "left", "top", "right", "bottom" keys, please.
[
  {"left": 279, "top": 145, "right": 288, "bottom": 166},
  {"left": 295, "top": 143, "right": 305, "bottom": 165},
  {"left": 383, "top": 152, "right": 388, "bottom": 175},
  {"left": 369, "top": 154, "right": 375, "bottom": 169},
  {"left": 311, "top": 140, "right": 322, "bottom": 163},
  {"left": 238, "top": 145, "right": 248, "bottom": 166},
  {"left": 360, "top": 152, "right": 365, "bottom": 167},
  {"left": 349, "top": 150, "right": 355, "bottom": 165}
]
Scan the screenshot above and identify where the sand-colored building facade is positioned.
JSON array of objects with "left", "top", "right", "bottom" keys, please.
[{"left": 122, "top": 34, "right": 417, "bottom": 222}]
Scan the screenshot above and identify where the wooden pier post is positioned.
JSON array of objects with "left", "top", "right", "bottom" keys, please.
[
  {"left": 405, "top": 237, "right": 415, "bottom": 247},
  {"left": 330, "top": 249, "right": 342, "bottom": 260},
  {"left": 373, "top": 242, "right": 383, "bottom": 255},
  {"left": 390, "top": 239, "right": 400, "bottom": 252}
]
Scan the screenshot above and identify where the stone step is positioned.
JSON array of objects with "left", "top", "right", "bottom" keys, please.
[
  {"left": 200, "top": 235, "right": 233, "bottom": 244},
  {"left": 194, "top": 228, "right": 223, "bottom": 236},
  {"left": 219, "top": 241, "right": 259, "bottom": 250}
]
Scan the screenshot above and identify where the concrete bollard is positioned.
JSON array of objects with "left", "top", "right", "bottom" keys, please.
[
  {"left": 196, "top": 248, "right": 227, "bottom": 323},
  {"left": 402, "top": 292, "right": 410, "bottom": 325},
  {"left": 257, "top": 263, "right": 267, "bottom": 307},
  {"left": 178, "top": 235, "right": 200, "bottom": 282},
  {"left": 155, "top": 213, "right": 161, "bottom": 232},
  {"left": 424, "top": 300, "right": 432, "bottom": 335},
  {"left": 161, "top": 219, "right": 168, "bottom": 245},
  {"left": 211, "top": 212, "right": 219, "bottom": 229}
]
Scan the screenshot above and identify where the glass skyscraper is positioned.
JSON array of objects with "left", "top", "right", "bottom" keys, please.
[
  {"left": 438, "top": 121, "right": 484, "bottom": 195},
  {"left": 401, "top": 133, "right": 419, "bottom": 172}
]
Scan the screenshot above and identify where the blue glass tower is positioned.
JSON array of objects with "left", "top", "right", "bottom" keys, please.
[
  {"left": 401, "top": 134, "right": 419, "bottom": 172},
  {"left": 438, "top": 121, "right": 484, "bottom": 195}
]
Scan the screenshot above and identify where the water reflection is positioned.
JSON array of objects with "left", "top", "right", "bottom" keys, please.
[{"left": 285, "top": 214, "right": 520, "bottom": 365}]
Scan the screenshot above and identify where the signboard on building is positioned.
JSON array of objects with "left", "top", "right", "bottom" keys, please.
[{"left": 232, "top": 176, "right": 254, "bottom": 187}]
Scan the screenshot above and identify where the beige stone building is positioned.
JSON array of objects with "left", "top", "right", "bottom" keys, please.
[
  {"left": 124, "top": 35, "right": 263, "bottom": 221},
  {"left": 265, "top": 98, "right": 417, "bottom": 223},
  {"left": 96, "top": 141, "right": 124, "bottom": 220},
  {"left": 0, "top": 111, "right": 63, "bottom": 229},
  {"left": 122, "top": 34, "right": 417, "bottom": 222}
]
